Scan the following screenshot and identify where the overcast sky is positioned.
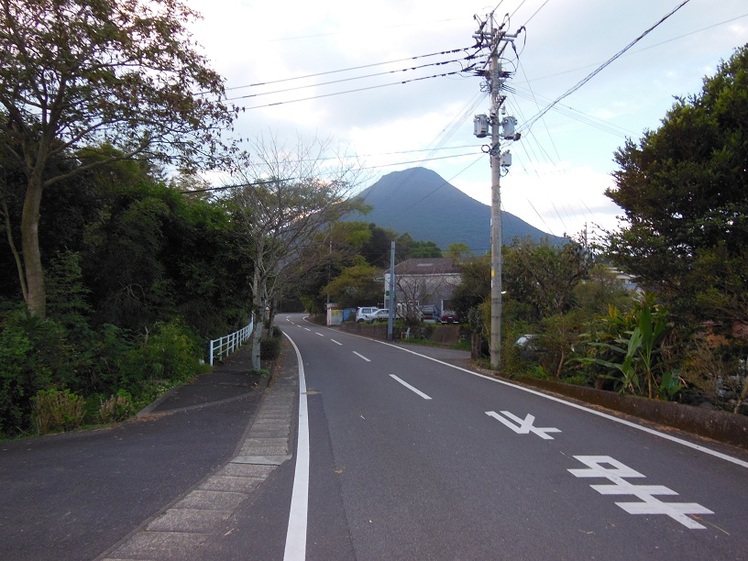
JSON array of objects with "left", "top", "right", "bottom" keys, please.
[{"left": 185, "top": 0, "right": 748, "bottom": 242}]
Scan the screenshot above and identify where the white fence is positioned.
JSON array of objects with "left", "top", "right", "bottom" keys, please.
[{"left": 208, "top": 316, "right": 254, "bottom": 366}]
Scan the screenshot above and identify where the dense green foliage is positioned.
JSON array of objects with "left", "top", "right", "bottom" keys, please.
[
  {"left": 0, "top": 147, "right": 254, "bottom": 437},
  {"left": 599, "top": 44, "right": 748, "bottom": 412},
  {"left": 0, "top": 305, "right": 209, "bottom": 437},
  {"left": 503, "top": 238, "right": 594, "bottom": 323},
  {"left": 606, "top": 44, "right": 748, "bottom": 326},
  {"left": 1, "top": 0, "right": 237, "bottom": 318}
]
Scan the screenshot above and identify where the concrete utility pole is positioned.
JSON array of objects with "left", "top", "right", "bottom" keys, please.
[
  {"left": 473, "top": 14, "right": 520, "bottom": 370},
  {"left": 388, "top": 241, "right": 396, "bottom": 341}
]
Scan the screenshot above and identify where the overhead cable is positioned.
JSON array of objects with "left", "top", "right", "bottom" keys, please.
[
  {"left": 226, "top": 53, "right": 483, "bottom": 102},
  {"left": 236, "top": 69, "right": 470, "bottom": 110},
  {"left": 522, "top": 0, "right": 692, "bottom": 134},
  {"left": 224, "top": 47, "right": 477, "bottom": 92}
]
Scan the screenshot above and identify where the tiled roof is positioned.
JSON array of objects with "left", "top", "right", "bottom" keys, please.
[{"left": 394, "top": 258, "right": 461, "bottom": 275}]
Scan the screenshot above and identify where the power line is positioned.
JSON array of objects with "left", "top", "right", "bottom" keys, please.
[
  {"left": 236, "top": 69, "right": 471, "bottom": 110},
  {"left": 522, "top": 0, "right": 692, "bottom": 134},
  {"left": 521, "top": 0, "right": 552, "bottom": 26},
  {"left": 226, "top": 53, "right": 482, "bottom": 102},
  {"left": 517, "top": 12, "right": 748, "bottom": 88},
  {"left": 181, "top": 178, "right": 294, "bottom": 194},
  {"left": 224, "top": 47, "right": 477, "bottom": 92},
  {"left": 359, "top": 151, "right": 478, "bottom": 171}
]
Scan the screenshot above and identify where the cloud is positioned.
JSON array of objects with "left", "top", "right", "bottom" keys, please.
[{"left": 184, "top": 0, "right": 748, "bottom": 238}]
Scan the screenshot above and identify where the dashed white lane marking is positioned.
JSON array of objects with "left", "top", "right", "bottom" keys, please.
[
  {"left": 330, "top": 339, "right": 343, "bottom": 346},
  {"left": 375, "top": 340, "right": 748, "bottom": 470},
  {"left": 390, "top": 375, "right": 432, "bottom": 400},
  {"left": 353, "top": 351, "right": 371, "bottom": 362}
]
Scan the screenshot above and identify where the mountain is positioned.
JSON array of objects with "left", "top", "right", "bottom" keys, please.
[{"left": 350, "top": 167, "right": 567, "bottom": 253}]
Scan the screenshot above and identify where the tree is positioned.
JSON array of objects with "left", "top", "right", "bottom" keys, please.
[
  {"left": 450, "top": 254, "right": 490, "bottom": 321},
  {"left": 447, "top": 243, "right": 471, "bottom": 262},
  {"left": 407, "top": 240, "right": 442, "bottom": 258},
  {"left": 323, "top": 256, "right": 382, "bottom": 308},
  {"left": 293, "top": 221, "right": 374, "bottom": 312},
  {"left": 573, "top": 263, "right": 634, "bottom": 317},
  {"left": 361, "top": 224, "right": 395, "bottom": 267},
  {"left": 503, "top": 238, "right": 593, "bottom": 323},
  {"left": 0, "top": 0, "right": 237, "bottom": 317},
  {"left": 605, "top": 44, "right": 748, "bottom": 324},
  {"left": 227, "top": 135, "right": 363, "bottom": 370}
]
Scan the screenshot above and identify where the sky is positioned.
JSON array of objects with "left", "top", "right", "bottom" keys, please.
[{"left": 185, "top": 0, "right": 748, "bottom": 243}]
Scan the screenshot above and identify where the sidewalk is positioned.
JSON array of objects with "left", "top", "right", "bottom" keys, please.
[
  {"left": 142, "top": 345, "right": 267, "bottom": 415},
  {"left": 0, "top": 342, "right": 299, "bottom": 561},
  {"left": 96, "top": 342, "right": 300, "bottom": 561}
]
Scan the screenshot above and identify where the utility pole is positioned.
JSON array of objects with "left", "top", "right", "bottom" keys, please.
[
  {"left": 473, "top": 14, "right": 520, "bottom": 370},
  {"left": 387, "top": 241, "right": 396, "bottom": 341}
]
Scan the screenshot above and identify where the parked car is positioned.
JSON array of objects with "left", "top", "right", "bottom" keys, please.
[
  {"left": 355, "top": 307, "right": 379, "bottom": 322},
  {"left": 363, "top": 309, "right": 390, "bottom": 323},
  {"left": 419, "top": 305, "right": 440, "bottom": 322},
  {"left": 440, "top": 310, "right": 460, "bottom": 324}
]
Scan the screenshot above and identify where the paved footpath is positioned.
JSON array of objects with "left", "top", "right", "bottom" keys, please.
[{"left": 0, "top": 343, "right": 300, "bottom": 561}]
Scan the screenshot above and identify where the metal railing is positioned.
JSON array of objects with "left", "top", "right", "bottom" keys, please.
[{"left": 207, "top": 316, "right": 254, "bottom": 366}]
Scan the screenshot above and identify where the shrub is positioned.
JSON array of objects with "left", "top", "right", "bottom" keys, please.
[
  {"left": 119, "top": 319, "right": 204, "bottom": 392},
  {"left": 0, "top": 308, "right": 65, "bottom": 436},
  {"left": 33, "top": 388, "right": 86, "bottom": 434},
  {"left": 562, "top": 373, "right": 590, "bottom": 386},
  {"left": 98, "top": 389, "right": 134, "bottom": 423},
  {"left": 260, "top": 333, "right": 282, "bottom": 360}
]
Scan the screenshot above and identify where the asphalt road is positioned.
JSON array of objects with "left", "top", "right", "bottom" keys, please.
[
  {"left": 2, "top": 314, "right": 747, "bottom": 560},
  {"left": 278, "top": 314, "right": 748, "bottom": 561}
]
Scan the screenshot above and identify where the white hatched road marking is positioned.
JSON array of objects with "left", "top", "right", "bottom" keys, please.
[
  {"left": 389, "top": 375, "right": 432, "bottom": 400},
  {"left": 486, "top": 410, "right": 561, "bottom": 440},
  {"left": 569, "top": 455, "right": 714, "bottom": 529}
]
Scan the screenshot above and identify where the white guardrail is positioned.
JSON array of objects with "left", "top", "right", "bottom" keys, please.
[{"left": 208, "top": 316, "right": 254, "bottom": 366}]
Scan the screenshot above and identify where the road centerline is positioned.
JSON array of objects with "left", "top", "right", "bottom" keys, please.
[{"left": 352, "top": 351, "right": 371, "bottom": 362}]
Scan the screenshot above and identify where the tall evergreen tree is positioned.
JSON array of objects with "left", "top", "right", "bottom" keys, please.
[{"left": 605, "top": 44, "right": 748, "bottom": 325}]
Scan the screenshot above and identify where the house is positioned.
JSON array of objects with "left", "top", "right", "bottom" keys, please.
[{"left": 383, "top": 258, "right": 462, "bottom": 317}]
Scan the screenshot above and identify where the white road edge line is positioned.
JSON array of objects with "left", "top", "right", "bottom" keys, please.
[
  {"left": 390, "top": 374, "right": 432, "bottom": 400},
  {"left": 353, "top": 351, "right": 371, "bottom": 362},
  {"left": 374, "top": 340, "right": 748, "bottom": 470},
  {"left": 283, "top": 332, "right": 309, "bottom": 561}
]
